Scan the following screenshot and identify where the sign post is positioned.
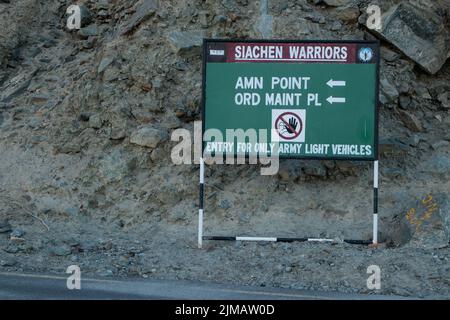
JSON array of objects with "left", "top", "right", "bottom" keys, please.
[{"left": 200, "top": 39, "right": 380, "bottom": 248}]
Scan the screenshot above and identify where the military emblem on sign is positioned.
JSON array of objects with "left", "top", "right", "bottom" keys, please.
[
  {"left": 272, "top": 109, "right": 306, "bottom": 143},
  {"left": 358, "top": 47, "right": 373, "bottom": 63}
]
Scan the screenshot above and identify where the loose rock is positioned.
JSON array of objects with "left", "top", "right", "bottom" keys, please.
[
  {"left": 404, "top": 194, "right": 449, "bottom": 250},
  {"left": 78, "top": 24, "right": 98, "bottom": 39},
  {"left": 437, "top": 92, "right": 450, "bottom": 109},
  {"left": 166, "top": 30, "right": 205, "bottom": 56},
  {"left": 398, "top": 110, "right": 423, "bottom": 132},
  {"left": 130, "top": 127, "right": 167, "bottom": 149},
  {"left": 51, "top": 244, "right": 72, "bottom": 257},
  {"left": 98, "top": 56, "right": 114, "bottom": 74},
  {"left": 371, "top": 1, "right": 450, "bottom": 74}
]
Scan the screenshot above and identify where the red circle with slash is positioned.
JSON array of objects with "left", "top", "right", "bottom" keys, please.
[{"left": 275, "top": 112, "right": 303, "bottom": 140}]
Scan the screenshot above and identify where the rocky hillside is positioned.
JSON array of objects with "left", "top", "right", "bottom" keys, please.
[{"left": 0, "top": 0, "right": 449, "bottom": 297}]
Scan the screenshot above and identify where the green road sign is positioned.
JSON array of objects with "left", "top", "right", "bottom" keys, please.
[{"left": 202, "top": 40, "right": 380, "bottom": 160}]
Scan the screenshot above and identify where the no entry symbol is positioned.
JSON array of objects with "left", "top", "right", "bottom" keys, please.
[{"left": 275, "top": 112, "right": 303, "bottom": 140}]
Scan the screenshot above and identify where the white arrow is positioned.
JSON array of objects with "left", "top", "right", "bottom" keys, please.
[
  {"left": 326, "top": 96, "right": 346, "bottom": 104},
  {"left": 327, "top": 79, "right": 346, "bottom": 88}
]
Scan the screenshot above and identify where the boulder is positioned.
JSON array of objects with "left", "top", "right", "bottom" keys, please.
[
  {"left": 98, "top": 56, "right": 114, "bottom": 74},
  {"left": 64, "top": 4, "right": 93, "bottom": 30},
  {"left": 370, "top": 1, "right": 450, "bottom": 74},
  {"left": 437, "top": 92, "right": 450, "bottom": 109},
  {"left": 166, "top": 30, "right": 205, "bottom": 56},
  {"left": 77, "top": 4, "right": 93, "bottom": 28},
  {"left": 398, "top": 110, "right": 423, "bottom": 132},
  {"left": 50, "top": 244, "right": 72, "bottom": 256},
  {"left": 78, "top": 24, "right": 98, "bottom": 39},
  {"left": 404, "top": 193, "right": 449, "bottom": 249},
  {"left": 130, "top": 127, "right": 167, "bottom": 149}
]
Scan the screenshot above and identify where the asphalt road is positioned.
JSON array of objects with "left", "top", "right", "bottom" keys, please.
[{"left": 0, "top": 272, "right": 409, "bottom": 300}]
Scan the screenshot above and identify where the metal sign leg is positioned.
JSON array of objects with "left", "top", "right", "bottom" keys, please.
[
  {"left": 373, "top": 160, "right": 379, "bottom": 244},
  {"left": 198, "top": 158, "right": 205, "bottom": 248},
  {"left": 198, "top": 158, "right": 378, "bottom": 247}
]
